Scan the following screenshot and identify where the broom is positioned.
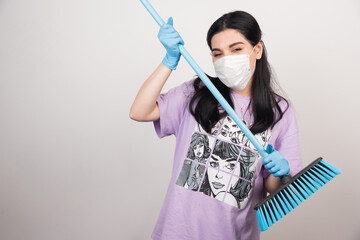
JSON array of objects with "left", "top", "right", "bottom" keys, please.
[
  {"left": 254, "top": 157, "right": 341, "bottom": 231},
  {"left": 139, "top": 0, "right": 341, "bottom": 231}
]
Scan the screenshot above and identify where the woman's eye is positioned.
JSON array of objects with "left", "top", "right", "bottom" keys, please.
[
  {"left": 226, "top": 163, "right": 235, "bottom": 170},
  {"left": 213, "top": 53, "right": 222, "bottom": 57},
  {"left": 210, "top": 162, "right": 219, "bottom": 168},
  {"left": 232, "top": 48, "right": 242, "bottom": 52}
]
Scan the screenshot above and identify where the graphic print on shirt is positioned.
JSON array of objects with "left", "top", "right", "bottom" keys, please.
[
  {"left": 176, "top": 115, "right": 272, "bottom": 209},
  {"left": 218, "top": 116, "right": 248, "bottom": 144},
  {"left": 195, "top": 119, "right": 222, "bottom": 137},
  {"left": 176, "top": 132, "right": 214, "bottom": 191}
]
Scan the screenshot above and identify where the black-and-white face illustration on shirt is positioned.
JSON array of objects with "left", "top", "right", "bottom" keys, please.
[
  {"left": 200, "top": 140, "right": 256, "bottom": 208},
  {"left": 177, "top": 133, "right": 213, "bottom": 191},
  {"left": 219, "top": 116, "right": 247, "bottom": 144},
  {"left": 176, "top": 114, "right": 271, "bottom": 209}
]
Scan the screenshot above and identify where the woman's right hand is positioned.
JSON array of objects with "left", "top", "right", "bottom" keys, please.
[{"left": 158, "top": 17, "right": 184, "bottom": 70}]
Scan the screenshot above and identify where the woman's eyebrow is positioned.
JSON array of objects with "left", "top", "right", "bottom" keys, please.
[
  {"left": 225, "top": 157, "right": 238, "bottom": 162},
  {"left": 229, "top": 41, "right": 244, "bottom": 48},
  {"left": 211, "top": 41, "right": 245, "bottom": 52},
  {"left": 211, "top": 48, "right": 221, "bottom": 53}
]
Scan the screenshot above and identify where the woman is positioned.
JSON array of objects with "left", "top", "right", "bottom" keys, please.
[
  {"left": 200, "top": 140, "right": 256, "bottom": 209},
  {"left": 176, "top": 132, "right": 212, "bottom": 191},
  {"left": 130, "top": 10, "right": 302, "bottom": 240}
]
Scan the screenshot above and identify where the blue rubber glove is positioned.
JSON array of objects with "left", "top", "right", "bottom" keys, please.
[
  {"left": 262, "top": 144, "right": 290, "bottom": 177},
  {"left": 157, "top": 17, "right": 184, "bottom": 70}
]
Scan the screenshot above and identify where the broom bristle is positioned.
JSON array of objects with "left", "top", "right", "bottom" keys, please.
[{"left": 254, "top": 157, "right": 341, "bottom": 231}]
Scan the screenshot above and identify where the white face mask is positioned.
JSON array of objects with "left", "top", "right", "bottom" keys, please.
[{"left": 213, "top": 46, "right": 256, "bottom": 91}]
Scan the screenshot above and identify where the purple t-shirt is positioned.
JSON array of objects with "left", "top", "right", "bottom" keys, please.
[{"left": 151, "top": 79, "right": 302, "bottom": 240}]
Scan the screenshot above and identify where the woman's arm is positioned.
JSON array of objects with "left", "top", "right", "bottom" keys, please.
[
  {"left": 263, "top": 174, "right": 281, "bottom": 193},
  {"left": 263, "top": 103, "right": 303, "bottom": 193},
  {"left": 129, "top": 17, "right": 184, "bottom": 122},
  {"left": 129, "top": 62, "right": 172, "bottom": 122}
]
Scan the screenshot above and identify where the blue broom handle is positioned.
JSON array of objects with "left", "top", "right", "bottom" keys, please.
[{"left": 139, "top": 0, "right": 268, "bottom": 158}]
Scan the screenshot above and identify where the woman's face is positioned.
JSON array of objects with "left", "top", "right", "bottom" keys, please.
[
  {"left": 210, "top": 29, "right": 262, "bottom": 94},
  {"left": 208, "top": 153, "right": 241, "bottom": 196},
  {"left": 210, "top": 28, "right": 261, "bottom": 65},
  {"left": 193, "top": 142, "right": 205, "bottom": 158}
]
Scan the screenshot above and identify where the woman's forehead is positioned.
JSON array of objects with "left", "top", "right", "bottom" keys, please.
[{"left": 211, "top": 29, "right": 249, "bottom": 49}]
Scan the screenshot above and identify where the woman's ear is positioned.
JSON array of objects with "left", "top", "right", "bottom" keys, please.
[{"left": 256, "top": 40, "right": 264, "bottom": 60}]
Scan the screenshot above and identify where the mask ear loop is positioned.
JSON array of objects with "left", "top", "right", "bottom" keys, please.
[
  {"left": 250, "top": 40, "right": 263, "bottom": 57},
  {"left": 247, "top": 42, "right": 260, "bottom": 71},
  {"left": 249, "top": 44, "right": 257, "bottom": 56}
]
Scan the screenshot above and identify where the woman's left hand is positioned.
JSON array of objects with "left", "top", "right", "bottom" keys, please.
[{"left": 262, "top": 144, "right": 290, "bottom": 177}]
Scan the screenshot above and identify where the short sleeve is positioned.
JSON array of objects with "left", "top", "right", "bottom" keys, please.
[
  {"left": 261, "top": 102, "right": 302, "bottom": 179},
  {"left": 153, "top": 79, "right": 195, "bottom": 138},
  {"left": 274, "top": 103, "right": 303, "bottom": 177}
]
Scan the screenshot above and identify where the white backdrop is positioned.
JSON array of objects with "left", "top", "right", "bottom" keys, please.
[{"left": 0, "top": 0, "right": 359, "bottom": 239}]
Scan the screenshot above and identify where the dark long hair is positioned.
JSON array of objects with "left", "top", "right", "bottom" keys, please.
[{"left": 189, "top": 11, "right": 288, "bottom": 135}]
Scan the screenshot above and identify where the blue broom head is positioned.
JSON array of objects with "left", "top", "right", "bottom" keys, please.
[{"left": 254, "top": 157, "right": 341, "bottom": 232}]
